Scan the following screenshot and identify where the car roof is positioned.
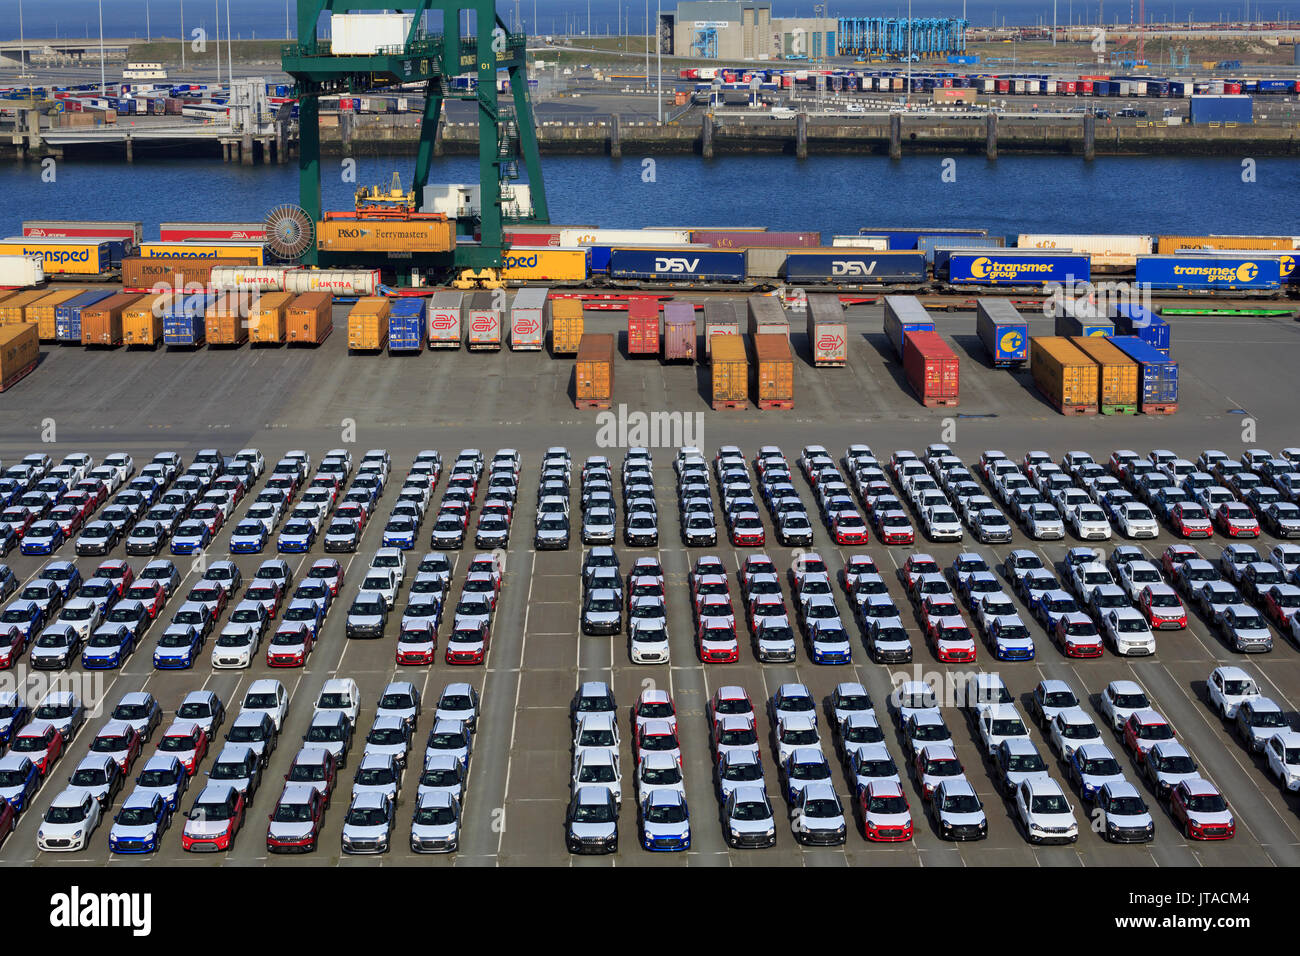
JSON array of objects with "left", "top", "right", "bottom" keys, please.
[{"left": 1108, "top": 679, "right": 1145, "bottom": 695}]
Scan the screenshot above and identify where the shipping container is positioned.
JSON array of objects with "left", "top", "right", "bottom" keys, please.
[
  {"left": 23, "top": 220, "right": 142, "bottom": 246},
  {"left": 161, "top": 293, "right": 213, "bottom": 347},
  {"left": 903, "top": 330, "right": 961, "bottom": 407},
  {"left": 1054, "top": 303, "right": 1114, "bottom": 338},
  {"left": 249, "top": 292, "right": 293, "bottom": 345},
  {"left": 1030, "top": 337, "right": 1099, "bottom": 415},
  {"left": 508, "top": 287, "right": 546, "bottom": 351},
  {"left": 609, "top": 248, "right": 747, "bottom": 283},
  {"left": 710, "top": 334, "right": 749, "bottom": 409},
  {"left": 0, "top": 254, "right": 44, "bottom": 288},
  {"left": 882, "top": 295, "right": 935, "bottom": 359},
  {"left": 27, "top": 288, "right": 83, "bottom": 341},
  {"left": 1189, "top": 94, "right": 1252, "bottom": 124},
  {"left": 317, "top": 218, "right": 455, "bottom": 254},
  {"left": 945, "top": 251, "right": 1091, "bottom": 286},
  {"left": 287, "top": 292, "right": 333, "bottom": 345},
  {"left": 744, "top": 248, "right": 789, "bottom": 280},
  {"left": 1015, "top": 233, "right": 1154, "bottom": 270},
  {"left": 975, "top": 298, "right": 1029, "bottom": 367},
  {"left": 0, "top": 290, "right": 52, "bottom": 325},
  {"left": 329, "top": 12, "right": 415, "bottom": 54},
  {"left": 55, "top": 289, "right": 114, "bottom": 343},
  {"left": 0, "top": 323, "right": 39, "bottom": 392},
  {"left": 121, "top": 256, "right": 255, "bottom": 292},
  {"left": 209, "top": 265, "right": 300, "bottom": 291},
  {"left": 465, "top": 291, "right": 502, "bottom": 350},
  {"left": 122, "top": 294, "right": 167, "bottom": 347},
  {"left": 782, "top": 250, "right": 927, "bottom": 285},
  {"left": 806, "top": 294, "right": 848, "bottom": 366},
  {"left": 559, "top": 228, "right": 691, "bottom": 247},
  {"left": 205, "top": 293, "right": 249, "bottom": 346},
  {"left": 347, "top": 297, "right": 391, "bottom": 351},
  {"left": 158, "top": 222, "right": 265, "bottom": 242},
  {"left": 626, "top": 298, "right": 660, "bottom": 356},
  {"left": 388, "top": 297, "right": 427, "bottom": 353},
  {"left": 575, "top": 333, "right": 616, "bottom": 409},
  {"left": 0, "top": 239, "right": 110, "bottom": 276},
  {"left": 284, "top": 269, "right": 381, "bottom": 297},
  {"left": 703, "top": 300, "right": 742, "bottom": 360},
  {"left": 1109, "top": 302, "right": 1171, "bottom": 353},
  {"left": 662, "top": 302, "right": 696, "bottom": 362},
  {"left": 138, "top": 241, "right": 266, "bottom": 264},
  {"left": 501, "top": 249, "right": 588, "bottom": 284},
  {"left": 752, "top": 332, "right": 794, "bottom": 409},
  {"left": 1068, "top": 335, "right": 1138, "bottom": 414},
  {"left": 1156, "top": 234, "right": 1294, "bottom": 255},
  {"left": 692, "top": 230, "right": 821, "bottom": 249},
  {"left": 428, "top": 290, "right": 465, "bottom": 349},
  {"left": 747, "top": 295, "right": 790, "bottom": 341},
  {"left": 548, "top": 297, "right": 583, "bottom": 356},
  {"left": 82, "top": 292, "right": 145, "bottom": 346},
  {"left": 830, "top": 236, "right": 890, "bottom": 250},
  {"left": 1109, "top": 336, "right": 1180, "bottom": 413},
  {"left": 917, "top": 234, "right": 1004, "bottom": 264},
  {"left": 1135, "top": 254, "right": 1282, "bottom": 291},
  {"left": 857, "top": 226, "right": 987, "bottom": 249}
]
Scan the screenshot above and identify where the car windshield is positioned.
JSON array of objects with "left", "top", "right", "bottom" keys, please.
[
  {"left": 211, "top": 761, "right": 250, "bottom": 780},
  {"left": 789, "top": 759, "right": 829, "bottom": 781},
  {"left": 46, "top": 803, "right": 89, "bottom": 824},
  {"left": 159, "top": 631, "right": 195, "bottom": 647},
  {"left": 61, "top": 605, "right": 95, "bottom": 621},
  {"left": 356, "top": 766, "right": 396, "bottom": 786},
  {"left": 645, "top": 801, "right": 686, "bottom": 824},
  {"left": 138, "top": 768, "right": 179, "bottom": 787},
  {"left": 1184, "top": 793, "right": 1228, "bottom": 813},
  {"left": 1083, "top": 757, "right": 1122, "bottom": 775},
  {"left": 71, "top": 767, "right": 108, "bottom": 787},
  {"left": 158, "top": 736, "right": 194, "bottom": 752},
  {"left": 368, "top": 728, "right": 406, "bottom": 746},
  {"left": 572, "top": 801, "right": 613, "bottom": 823},
  {"left": 1030, "top": 794, "right": 1070, "bottom": 814},
  {"left": 89, "top": 630, "right": 126, "bottom": 647},
  {"left": 274, "top": 801, "right": 315, "bottom": 822},
  {"left": 227, "top": 723, "right": 267, "bottom": 743},
  {"left": 942, "top": 793, "right": 982, "bottom": 813},
  {"left": 307, "top": 724, "right": 344, "bottom": 743},
  {"left": 352, "top": 600, "right": 384, "bottom": 616}
]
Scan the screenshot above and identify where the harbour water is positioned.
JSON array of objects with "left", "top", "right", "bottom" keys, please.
[{"left": 2, "top": 152, "right": 1297, "bottom": 239}]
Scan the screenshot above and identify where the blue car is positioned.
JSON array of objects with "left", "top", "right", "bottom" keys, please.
[
  {"left": 281, "top": 599, "right": 325, "bottom": 640},
  {"left": 1033, "top": 589, "right": 1081, "bottom": 631},
  {"left": 20, "top": 521, "right": 63, "bottom": 555},
  {"left": 0, "top": 753, "right": 40, "bottom": 811},
  {"left": 276, "top": 520, "right": 315, "bottom": 553},
  {"left": 169, "top": 520, "right": 210, "bottom": 555},
  {"left": 108, "top": 790, "right": 173, "bottom": 854},
  {"left": 134, "top": 754, "right": 188, "bottom": 813},
  {"left": 782, "top": 748, "right": 833, "bottom": 805},
  {"left": 985, "top": 616, "right": 1036, "bottom": 662},
  {"left": 229, "top": 520, "right": 269, "bottom": 554},
  {"left": 0, "top": 693, "right": 30, "bottom": 748},
  {"left": 0, "top": 600, "right": 44, "bottom": 642},
  {"left": 382, "top": 517, "right": 417, "bottom": 551},
  {"left": 41, "top": 562, "right": 82, "bottom": 599},
  {"left": 152, "top": 624, "right": 203, "bottom": 669},
  {"left": 639, "top": 789, "right": 691, "bottom": 851},
  {"left": 76, "top": 577, "right": 120, "bottom": 617},
  {"left": 0, "top": 566, "right": 17, "bottom": 602},
  {"left": 82, "top": 623, "right": 136, "bottom": 670}
]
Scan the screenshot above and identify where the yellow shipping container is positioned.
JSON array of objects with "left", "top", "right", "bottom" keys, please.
[
  {"left": 550, "top": 298, "right": 584, "bottom": 355},
  {"left": 1030, "top": 336, "right": 1098, "bottom": 415},
  {"left": 710, "top": 334, "right": 749, "bottom": 406},
  {"left": 501, "top": 249, "right": 588, "bottom": 283},
  {"left": 0, "top": 290, "right": 53, "bottom": 325},
  {"left": 123, "top": 294, "right": 168, "bottom": 347},
  {"left": 317, "top": 219, "right": 455, "bottom": 254},
  {"left": 26, "top": 288, "right": 84, "bottom": 341},
  {"left": 1157, "top": 235, "right": 1294, "bottom": 255},
  {"left": 249, "top": 292, "right": 293, "bottom": 345},
  {"left": 1069, "top": 336, "right": 1139, "bottom": 414},
  {"left": 137, "top": 242, "right": 266, "bottom": 264},
  {"left": 348, "top": 297, "right": 391, "bottom": 351},
  {"left": 0, "top": 323, "right": 39, "bottom": 391}
]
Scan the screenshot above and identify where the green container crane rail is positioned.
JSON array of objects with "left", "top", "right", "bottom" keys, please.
[{"left": 281, "top": 0, "right": 550, "bottom": 273}]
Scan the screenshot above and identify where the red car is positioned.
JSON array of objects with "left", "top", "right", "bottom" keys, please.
[
  {"left": 0, "top": 797, "right": 14, "bottom": 847},
  {"left": 1169, "top": 503, "right": 1212, "bottom": 539},
  {"left": 929, "top": 620, "right": 977, "bottom": 664},
  {"left": 1169, "top": 779, "right": 1235, "bottom": 840},
  {"left": 123, "top": 581, "right": 166, "bottom": 619},
  {"left": 728, "top": 514, "right": 765, "bottom": 548},
  {"left": 92, "top": 722, "right": 143, "bottom": 774},
  {"left": 691, "top": 575, "right": 731, "bottom": 616},
  {"left": 902, "top": 554, "right": 941, "bottom": 592},
  {"left": 186, "top": 583, "right": 229, "bottom": 622},
  {"left": 1214, "top": 502, "right": 1260, "bottom": 538},
  {"left": 244, "top": 581, "right": 284, "bottom": 620},
  {"left": 49, "top": 505, "right": 84, "bottom": 537},
  {"left": 190, "top": 504, "right": 225, "bottom": 536},
  {"left": 1053, "top": 614, "right": 1104, "bottom": 658},
  {"left": 266, "top": 785, "right": 326, "bottom": 853},
  {"left": 59, "top": 491, "right": 95, "bottom": 522},
  {"left": 181, "top": 786, "right": 246, "bottom": 852},
  {"left": 858, "top": 781, "right": 914, "bottom": 842},
  {"left": 738, "top": 554, "right": 778, "bottom": 590},
  {"left": 395, "top": 623, "right": 437, "bottom": 665},
  {"left": 307, "top": 558, "right": 344, "bottom": 597},
  {"left": 158, "top": 722, "right": 209, "bottom": 776},
  {"left": 831, "top": 512, "right": 870, "bottom": 545},
  {"left": 1161, "top": 544, "right": 1201, "bottom": 579},
  {"left": 873, "top": 510, "right": 915, "bottom": 545},
  {"left": 10, "top": 720, "right": 64, "bottom": 776},
  {"left": 921, "top": 595, "right": 962, "bottom": 639},
  {"left": 697, "top": 618, "right": 739, "bottom": 663},
  {"left": 1263, "top": 584, "right": 1300, "bottom": 628},
  {"left": 335, "top": 504, "right": 367, "bottom": 530},
  {"left": 634, "top": 721, "right": 681, "bottom": 764},
  {"left": 267, "top": 622, "right": 314, "bottom": 667},
  {"left": 445, "top": 620, "right": 490, "bottom": 665},
  {"left": 0, "top": 508, "right": 33, "bottom": 538},
  {"left": 95, "top": 559, "right": 135, "bottom": 591},
  {"left": 747, "top": 594, "right": 786, "bottom": 630},
  {"left": 1123, "top": 710, "right": 1175, "bottom": 764},
  {"left": 1138, "top": 585, "right": 1187, "bottom": 629},
  {"left": 74, "top": 479, "right": 108, "bottom": 510},
  {"left": 0, "top": 627, "right": 26, "bottom": 669},
  {"left": 707, "top": 685, "right": 755, "bottom": 728}
]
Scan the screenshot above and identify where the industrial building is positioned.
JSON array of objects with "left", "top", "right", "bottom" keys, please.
[{"left": 662, "top": 1, "right": 836, "bottom": 61}]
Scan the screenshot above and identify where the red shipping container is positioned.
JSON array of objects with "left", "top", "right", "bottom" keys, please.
[
  {"left": 1079, "top": 81, "right": 1094, "bottom": 93},
  {"left": 692, "top": 230, "right": 821, "bottom": 249},
  {"left": 627, "top": 299, "right": 660, "bottom": 355},
  {"left": 902, "top": 330, "right": 960, "bottom": 407},
  {"left": 996, "top": 79, "right": 1010, "bottom": 93}
]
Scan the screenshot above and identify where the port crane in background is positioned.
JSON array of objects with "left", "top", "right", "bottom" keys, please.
[{"left": 280, "top": 0, "right": 549, "bottom": 280}]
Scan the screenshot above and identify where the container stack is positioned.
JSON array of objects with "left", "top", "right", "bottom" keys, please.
[
  {"left": 574, "top": 333, "right": 615, "bottom": 410},
  {"left": 348, "top": 297, "right": 391, "bottom": 352},
  {"left": 29, "top": 289, "right": 82, "bottom": 342},
  {"left": 883, "top": 295, "right": 934, "bottom": 359},
  {"left": 1030, "top": 337, "right": 1099, "bottom": 415},
  {"left": 752, "top": 333, "right": 794, "bottom": 410},
  {"left": 805, "top": 294, "right": 848, "bottom": 367},
  {"left": 509, "top": 288, "right": 546, "bottom": 351},
  {"left": 0, "top": 290, "right": 48, "bottom": 326},
  {"left": 1110, "top": 302, "right": 1171, "bottom": 355},
  {"left": 975, "top": 298, "right": 1029, "bottom": 368},
  {"left": 549, "top": 297, "right": 583, "bottom": 356},
  {"left": 710, "top": 334, "right": 749, "bottom": 410},
  {"left": 56, "top": 290, "right": 115, "bottom": 344},
  {"left": 389, "top": 297, "right": 427, "bottom": 353},
  {"left": 249, "top": 292, "right": 293, "bottom": 346},
  {"left": 662, "top": 301, "right": 696, "bottom": 363},
  {"left": 1110, "top": 336, "right": 1180, "bottom": 414},
  {"left": 1069, "top": 336, "right": 1138, "bottom": 414},
  {"left": 903, "top": 331, "right": 961, "bottom": 407},
  {"left": 626, "top": 298, "right": 661, "bottom": 356},
  {"left": 287, "top": 292, "right": 333, "bottom": 346}
]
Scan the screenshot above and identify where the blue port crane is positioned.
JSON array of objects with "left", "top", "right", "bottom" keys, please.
[{"left": 837, "top": 17, "right": 967, "bottom": 60}]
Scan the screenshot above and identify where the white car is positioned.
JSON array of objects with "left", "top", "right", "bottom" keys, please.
[
  {"left": 314, "top": 678, "right": 361, "bottom": 728},
  {"left": 922, "top": 505, "right": 963, "bottom": 542},
  {"left": 369, "top": 548, "right": 407, "bottom": 586},
  {"left": 1117, "top": 560, "right": 1163, "bottom": 602},
  {"left": 629, "top": 619, "right": 670, "bottom": 664},
  {"left": 1265, "top": 732, "right": 1300, "bottom": 791},
  {"left": 211, "top": 623, "right": 261, "bottom": 669},
  {"left": 1069, "top": 504, "right": 1113, "bottom": 540},
  {"left": 1205, "top": 665, "right": 1260, "bottom": 719},
  {"left": 1024, "top": 504, "right": 1066, "bottom": 540},
  {"left": 1014, "top": 777, "right": 1078, "bottom": 844},
  {"left": 1102, "top": 608, "right": 1156, "bottom": 656},
  {"left": 572, "top": 747, "right": 622, "bottom": 802},
  {"left": 1069, "top": 563, "right": 1114, "bottom": 605},
  {"left": 1100, "top": 680, "right": 1150, "bottom": 730},
  {"left": 976, "top": 704, "right": 1031, "bottom": 756},
  {"left": 37, "top": 788, "right": 102, "bottom": 852},
  {"left": 241, "top": 679, "right": 288, "bottom": 732},
  {"left": 1050, "top": 708, "right": 1103, "bottom": 760},
  {"left": 360, "top": 568, "right": 400, "bottom": 609},
  {"left": 637, "top": 751, "right": 686, "bottom": 804}
]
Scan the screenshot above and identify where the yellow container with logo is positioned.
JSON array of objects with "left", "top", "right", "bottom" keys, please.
[
  {"left": 138, "top": 242, "right": 266, "bottom": 264},
  {"left": 0, "top": 239, "right": 109, "bottom": 276},
  {"left": 501, "top": 248, "right": 587, "bottom": 284}
]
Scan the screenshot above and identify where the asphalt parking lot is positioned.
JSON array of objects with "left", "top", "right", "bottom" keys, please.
[{"left": 0, "top": 300, "right": 1298, "bottom": 867}]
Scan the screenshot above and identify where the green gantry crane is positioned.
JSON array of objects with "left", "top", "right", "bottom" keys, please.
[{"left": 281, "top": 0, "right": 549, "bottom": 275}]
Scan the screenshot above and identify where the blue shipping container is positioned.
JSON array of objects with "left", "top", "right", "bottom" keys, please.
[
  {"left": 55, "top": 289, "right": 115, "bottom": 343},
  {"left": 782, "top": 251, "right": 927, "bottom": 284},
  {"left": 856, "top": 227, "right": 987, "bottom": 250},
  {"left": 1109, "top": 302, "right": 1171, "bottom": 352},
  {"left": 1109, "top": 336, "right": 1179, "bottom": 407},
  {"left": 916, "top": 234, "right": 1005, "bottom": 264},
  {"left": 162, "top": 293, "right": 213, "bottom": 346},
  {"left": 608, "top": 248, "right": 746, "bottom": 283},
  {"left": 387, "top": 298, "right": 427, "bottom": 352},
  {"left": 946, "top": 252, "right": 1091, "bottom": 286},
  {"left": 1189, "top": 95, "right": 1253, "bottom": 124},
  {"left": 1135, "top": 255, "right": 1281, "bottom": 291},
  {"left": 975, "top": 299, "right": 1028, "bottom": 366}
]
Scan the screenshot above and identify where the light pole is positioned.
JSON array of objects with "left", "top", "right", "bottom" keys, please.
[
  {"left": 656, "top": 0, "right": 662, "bottom": 122},
  {"left": 644, "top": 0, "right": 649, "bottom": 91},
  {"left": 215, "top": 0, "right": 221, "bottom": 88},
  {"left": 181, "top": 0, "right": 186, "bottom": 71},
  {"left": 147, "top": 0, "right": 152, "bottom": 41},
  {"left": 98, "top": 0, "right": 106, "bottom": 95},
  {"left": 226, "top": 0, "right": 233, "bottom": 83},
  {"left": 1053, "top": 0, "right": 1058, "bottom": 43},
  {"left": 906, "top": 0, "right": 912, "bottom": 105}
]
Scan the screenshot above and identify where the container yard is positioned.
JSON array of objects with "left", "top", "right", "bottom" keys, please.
[
  {"left": 388, "top": 297, "right": 428, "bottom": 353},
  {"left": 249, "top": 291, "right": 293, "bottom": 345},
  {"left": 625, "top": 298, "right": 661, "bottom": 356},
  {"left": 751, "top": 332, "right": 794, "bottom": 410},
  {"left": 902, "top": 329, "right": 961, "bottom": 407}
]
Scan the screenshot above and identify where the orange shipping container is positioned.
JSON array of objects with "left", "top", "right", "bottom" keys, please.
[
  {"left": 316, "top": 218, "right": 455, "bottom": 254},
  {"left": 1030, "top": 336, "right": 1098, "bottom": 415},
  {"left": 0, "top": 290, "right": 51, "bottom": 325},
  {"left": 751, "top": 333, "right": 793, "bottom": 409},
  {"left": 123, "top": 294, "right": 166, "bottom": 347},
  {"left": 575, "top": 333, "right": 615, "bottom": 408},
  {"left": 1069, "top": 335, "right": 1139, "bottom": 413},
  {"left": 249, "top": 291, "right": 293, "bottom": 344},
  {"left": 82, "top": 293, "right": 143, "bottom": 346},
  {"left": 711, "top": 334, "right": 749, "bottom": 407},
  {"left": 286, "top": 292, "right": 333, "bottom": 345},
  {"left": 348, "top": 297, "right": 391, "bottom": 351},
  {"left": 120, "top": 256, "right": 255, "bottom": 292},
  {"left": 27, "top": 289, "right": 83, "bottom": 341},
  {"left": 206, "top": 293, "right": 249, "bottom": 346},
  {"left": 0, "top": 323, "right": 39, "bottom": 391},
  {"left": 1156, "top": 234, "right": 1293, "bottom": 255},
  {"left": 550, "top": 298, "right": 584, "bottom": 355}
]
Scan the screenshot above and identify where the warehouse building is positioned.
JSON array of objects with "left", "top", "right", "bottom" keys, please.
[{"left": 663, "top": 1, "right": 836, "bottom": 60}]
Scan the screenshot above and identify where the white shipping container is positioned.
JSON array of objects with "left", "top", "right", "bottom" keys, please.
[
  {"left": 1015, "top": 234, "right": 1154, "bottom": 269},
  {"left": 981, "top": 78, "right": 994, "bottom": 93},
  {"left": 558, "top": 228, "right": 692, "bottom": 247},
  {"left": 209, "top": 265, "right": 300, "bottom": 291},
  {"left": 284, "top": 269, "right": 380, "bottom": 296},
  {"left": 509, "top": 287, "right": 547, "bottom": 350},
  {"left": 329, "top": 13, "right": 415, "bottom": 55},
  {"left": 1044, "top": 80, "right": 1057, "bottom": 94},
  {"left": 0, "top": 254, "right": 44, "bottom": 287},
  {"left": 466, "top": 296, "right": 502, "bottom": 350},
  {"left": 831, "top": 235, "right": 890, "bottom": 250},
  {"left": 428, "top": 290, "right": 464, "bottom": 348}
]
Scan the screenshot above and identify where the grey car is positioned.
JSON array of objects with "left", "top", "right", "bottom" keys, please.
[
  {"left": 723, "top": 784, "right": 777, "bottom": 848},
  {"left": 341, "top": 791, "right": 395, "bottom": 855},
  {"left": 410, "top": 790, "right": 461, "bottom": 853},
  {"left": 566, "top": 785, "right": 618, "bottom": 854}
]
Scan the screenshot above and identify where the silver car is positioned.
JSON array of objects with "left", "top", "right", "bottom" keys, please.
[
  {"left": 724, "top": 784, "right": 777, "bottom": 848},
  {"left": 410, "top": 790, "right": 461, "bottom": 853},
  {"left": 341, "top": 791, "right": 395, "bottom": 855}
]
